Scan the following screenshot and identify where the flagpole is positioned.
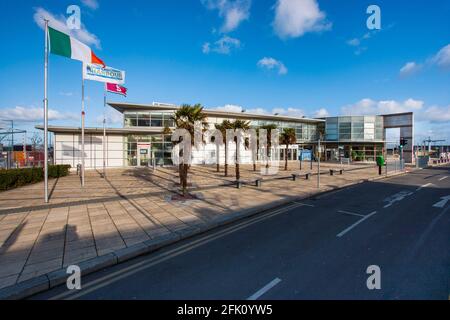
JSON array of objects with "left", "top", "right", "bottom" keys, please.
[
  {"left": 44, "top": 19, "right": 49, "bottom": 203},
  {"left": 103, "top": 83, "right": 106, "bottom": 178},
  {"left": 81, "top": 65, "right": 85, "bottom": 187}
]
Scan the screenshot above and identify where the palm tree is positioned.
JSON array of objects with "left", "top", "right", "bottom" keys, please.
[
  {"left": 260, "top": 124, "right": 278, "bottom": 169},
  {"left": 280, "top": 128, "right": 297, "bottom": 170},
  {"left": 252, "top": 128, "right": 259, "bottom": 172},
  {"left": 231, "top": 120, "right": 250, "bottom": 181},
  {"left": 215, "top": 120, "right": 233, "bottom": 176},
  {"left": 172, "top": 104, "right": 208, "bottom": 195}
]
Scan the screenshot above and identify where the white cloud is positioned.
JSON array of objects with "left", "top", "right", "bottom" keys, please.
[
  {"left": 33, "top": 7, "right": 101, "bottom": 49},
  {"left": 421, "top": 104, "right": 450, "bottom": 123},
  {"left": 246, "top": 108, "right": 268, "bottom": 115},
  {"left": 59, "top": 91, "right": 73, "bottom": 97},
  {"left": 272, "top": 107, "right": 305, "bottom": 117},
  {"left": 273, "top": 0, "right": 331, "bottom": 39},
  {"left": 340, "top": 98, "right": 450, "bottom": 125},
  {"left": 96, "top": 108, "right": 123, "bottom": 125},
  {"left": 214, "top": 104, "right": 269, "bottom": 115},
  {"left": 431, "top": 44, "right": 450, "bottom": 68},
  {"left": 213, "top": 105, "right": 305, "bottom": 117},
  {"left": 399, "top": 62, "right": 421, "bottom": 77},
  {"left": 81, "top": 0, "right": 99, "bottom": 10},
  {"left": 0, "top": 106, "right": 77, "bottom": 122},
  {"left": 345, "top": 30, "right": 379, "bottom": 55},
  {"left": 214, "top": 104, "right": 244, "bottom": 113},
  {"left": 314, "top": 108, "right": 329, "bottom": 118},
  {"left": 203, "top": 36, "right": 241, "bottom": 54},
  {"left": 341, "top": 98, "right": 424, "bottom": 116},
  {"left": 202, "top": 42, "right": 211, "bottom": 54},
  {"left": 399, "top": 43, "right": 450, "bottom": 77},
  {"left": 346, "top": 38, "right": 360, "bottom": 47},
  {"left": 257, "top": 57, "right": 288, "bottom": 75},
  {"left": 202, "top": 0, "right": 251, "bottom": 33}
]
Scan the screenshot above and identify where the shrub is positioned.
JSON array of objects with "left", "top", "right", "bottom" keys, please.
[
  {"left": 48, "top": 165, "right": 71, "bottom": 178},
  {"left": 0, "top": 165, "right": 71, "bottom": 191}
]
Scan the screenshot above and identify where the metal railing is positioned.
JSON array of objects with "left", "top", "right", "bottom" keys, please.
[{"left": 385, "top": 159, "right": 405, "bottom": 175}]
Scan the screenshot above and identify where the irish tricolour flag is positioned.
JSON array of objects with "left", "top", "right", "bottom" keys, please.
[{"left": 48, "top": 26, "right": 105, "bottom": 67}]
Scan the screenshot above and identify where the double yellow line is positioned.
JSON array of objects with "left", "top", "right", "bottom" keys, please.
[{"left": 49, "top": 202, "right": 306, "bottom": 300}]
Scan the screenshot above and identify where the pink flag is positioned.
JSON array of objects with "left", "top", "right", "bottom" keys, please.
[{"left": 106, "top": 83, "right": 127, "bottom": 96}]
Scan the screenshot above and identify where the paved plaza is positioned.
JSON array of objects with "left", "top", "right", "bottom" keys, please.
[{"left": 0, "top": 161, "right": 389, "bottom": 290}]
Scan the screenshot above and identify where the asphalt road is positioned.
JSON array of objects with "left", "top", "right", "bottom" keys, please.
[{"left": 33, "top": 165, "right": 450, "bottom": 300}]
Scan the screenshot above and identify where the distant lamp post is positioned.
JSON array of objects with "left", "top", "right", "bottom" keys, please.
[{"left": 317, "top": 133, "right": 324, "bottom": 189}]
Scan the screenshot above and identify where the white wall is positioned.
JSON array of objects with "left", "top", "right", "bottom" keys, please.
[{"left": 54, "top": 133, "right": 125, "bottom": 169}]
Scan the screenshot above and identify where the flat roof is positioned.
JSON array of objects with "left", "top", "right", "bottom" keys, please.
[
  {"left": 35, "top": 125, "right": 164, "bottom": 134},
  {"left": 107, "top": 101, "right": 325, "bottom": 124}
]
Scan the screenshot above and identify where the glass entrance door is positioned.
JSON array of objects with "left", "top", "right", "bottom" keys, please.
[{"left": 137, "top": 145, "right": 151, "bottom": 167}]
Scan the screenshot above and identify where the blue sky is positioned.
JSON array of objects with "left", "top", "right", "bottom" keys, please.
[{"left": 0, "top": 0, "right": 449, "bottom": 145}]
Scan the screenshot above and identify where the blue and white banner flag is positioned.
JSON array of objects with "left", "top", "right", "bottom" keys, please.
[{"left": 83, "top": 63, "right": 125, "bottom": 84}]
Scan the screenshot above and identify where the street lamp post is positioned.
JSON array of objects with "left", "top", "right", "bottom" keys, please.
[{"left": 317, "top": 137, "right": 321, "bottom": 189}]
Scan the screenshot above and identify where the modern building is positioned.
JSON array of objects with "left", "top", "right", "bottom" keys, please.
[
  {"left": 38, "top": 102, "right": 414, "bottom": 169},
  {"left": 321, "top": 116, "right": 385, "bottom": 162}
]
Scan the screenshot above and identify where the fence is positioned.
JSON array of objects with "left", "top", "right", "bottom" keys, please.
[
  {"left": 0, "top": 150, "right": 47, "bottom": 169},
  {"left": 416, "top": 156, "right": 429, "bottom": 169},
  {"left": 385, "top": 159, "right": 405, "bottom": 175}
]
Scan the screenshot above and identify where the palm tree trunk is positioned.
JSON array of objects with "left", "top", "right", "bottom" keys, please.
[
  {"left": 235, "top": 146, "right": 240, "bottom": 181},
  {"left": 216, "top": 147, "right": 220, "bottom": 172},
  {"left": 285, "top": 145, "right": 288, "bottom": 170},
  {"left": 254, "top": 141, "right": 258, "bottom": 171},
  {"left": 224, "top": 144, "right": 228, "bottom": 176}
]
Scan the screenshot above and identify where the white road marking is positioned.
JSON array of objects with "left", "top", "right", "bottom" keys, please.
[
  {"left": 293, "top": 202, "right": 315, "bottom": 207},
  {"left": 247, "top": 278, "right": 282, "bottom": 300},
  {"left": 49, "top": 203, "right": 303, "bottom": 300},
  {"left": 338, "top": 210, "right": 365, "bottom": 217},
  {"left": 337, "top": 211, "right": 377, "bottom": 238},
  {"left": 416, "top": 183, "right": 433, "bottom": 191},
  {"left": 438, "top": 176, "right": 448, "bottom": 181},
  {"left": 433, "top": 195, "right": 450, "bottom": 208},
  {"left": 383, "top": 191, "right": 414, "bottom": 208}
]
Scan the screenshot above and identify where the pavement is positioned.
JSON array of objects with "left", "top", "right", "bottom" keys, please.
[
  {"left": 31, "top": 164, "right": 450, "bottom": 300},
  {"left": 0, "top": 161, "right": 412, "bottom": 298}
]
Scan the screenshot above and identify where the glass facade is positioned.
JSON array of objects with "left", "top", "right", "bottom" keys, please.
[
  {"left": 325, "top": 116, "right": 384, "bottom": 142},
  {"left": 124, "top": 112, "right": 175, "bottom": 128},
  {"left": 249, "top": 120, "right": 318, "bottom": 142},
  {"left": 125, "top": 134, "right": 173, "bottom": 166},
  {"left": 123, "top": 110, "right": 330, "bottom": 166}
]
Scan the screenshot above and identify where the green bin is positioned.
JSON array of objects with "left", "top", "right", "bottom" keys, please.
[{"left": 376, "top": 156, "right": 385, "bottom": 167}]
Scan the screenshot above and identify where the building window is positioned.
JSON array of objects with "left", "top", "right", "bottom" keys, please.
[
  {"left": 137, "top": 113, "right": 150, "bottom": 127},
  {"left": 124, "top": 113, "right": 137, "bottom": 127},
  {"left": 151, "top": 113, "right": 163, "bottom": 127},
  {"left": 163, "top": 114, "right": 175, "bottom": 127}
]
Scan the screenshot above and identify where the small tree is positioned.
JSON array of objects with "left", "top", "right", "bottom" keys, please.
[
  {"left": 231, "top": 120, "right": 250, "bottom": 181},
  {"left": 30, "top": 132, "right": 43, "bottom": 152},
  {"left": 260, "top": 124, "right": 278, "bottom": 169},
  {"left": 280, "top": 128, "right": 296, "bottom": 170},
  {"left": 172, "top": 104, "right": 208, "bottom": 195}
]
